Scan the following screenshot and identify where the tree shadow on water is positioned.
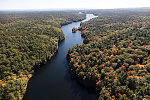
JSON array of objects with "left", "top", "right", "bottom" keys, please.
[{"left": 63, "top": 58, "right": 97, "bottom": 100}]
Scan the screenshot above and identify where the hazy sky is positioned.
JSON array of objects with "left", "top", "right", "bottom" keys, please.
[{"left": 0, "top": 0, "right": 150, "bottom": 10}]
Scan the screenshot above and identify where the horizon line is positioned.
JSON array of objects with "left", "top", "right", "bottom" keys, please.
[{"left": 0, "top": 7, "right": 150, "bottom": 11}]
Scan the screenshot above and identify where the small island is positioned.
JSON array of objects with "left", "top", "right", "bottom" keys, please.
[
  {"left": 72, "top": 27, "right": 78, "bottom": 33},
  {"left": 72, "top": 26, "right": 83, "bottom": 33}
]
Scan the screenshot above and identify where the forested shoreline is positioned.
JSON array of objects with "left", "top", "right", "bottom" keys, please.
[
  {"left": 0, "top": 9, "right": 150, "bottom": 100},
  {"left": 0, "top": 11, "right": 85, "bottom": 100},
  {"left": 67, "top": 10, "right": 150, "bottom": 100}
]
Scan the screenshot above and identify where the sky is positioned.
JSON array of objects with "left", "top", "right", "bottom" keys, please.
[{"left": 0, "top": 0, "right": 150, "bottom": 10}]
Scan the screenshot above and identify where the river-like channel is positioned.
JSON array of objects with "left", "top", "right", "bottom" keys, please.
[{"left": 23, "top": 14, "right": 97, "bottom": 100}]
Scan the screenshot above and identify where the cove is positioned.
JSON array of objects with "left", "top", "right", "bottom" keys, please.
[{"left": 23, "top": 14, "right": 97, "bottom": 100}]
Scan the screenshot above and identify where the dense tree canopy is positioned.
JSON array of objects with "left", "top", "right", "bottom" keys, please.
[
  {"left": 0, "top": 11, "right": 86, "bottom": 100},
  {"left": 67, "top": 10, "right": 150, "bottom": 100}
]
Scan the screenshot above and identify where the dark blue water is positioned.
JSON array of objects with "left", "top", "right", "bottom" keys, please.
[{"left": 23, "top": 14, "right": 98, "bottom": 100}]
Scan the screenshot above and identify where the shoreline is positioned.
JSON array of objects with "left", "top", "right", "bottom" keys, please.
[{"left": 22, "top": 16, "right": 87, "bottom": 99}]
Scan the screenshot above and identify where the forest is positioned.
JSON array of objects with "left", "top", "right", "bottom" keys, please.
[
  {"left": 0, "top": 9, "right": 150, "bottom": 100},
  {"left": 0, "top": 11, "right": 85, "bottom": 100},
  {"left": 67, "top": 10, "right": 150, "bottom": 100}
]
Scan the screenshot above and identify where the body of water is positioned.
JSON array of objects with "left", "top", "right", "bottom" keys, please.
[{"left": 23, "top": 14, "right": 98, "bottom": 100}]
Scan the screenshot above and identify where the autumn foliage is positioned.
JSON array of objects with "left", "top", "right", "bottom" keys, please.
[{"left": 67, "top": 10, "right": 150, "bottom": 100}]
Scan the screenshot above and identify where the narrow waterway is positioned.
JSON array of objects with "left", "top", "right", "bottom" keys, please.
[{"left": 23, "top": 14, "right": 98, "bottom": 100}]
